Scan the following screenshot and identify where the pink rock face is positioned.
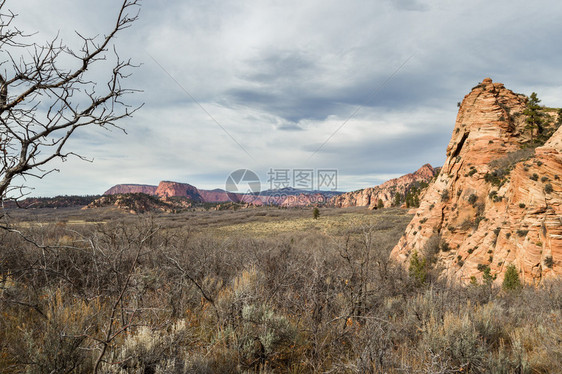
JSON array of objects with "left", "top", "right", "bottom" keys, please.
[
  {"left": 197, "top": 189, "right": 233, "bottom": 203},
  {"left": 330, "top": 164, "right": 437, "bottom": 209},
  {"left": 154, "top": 181, "right": 203, "bottom": 202},
  {"left": 104, "top": 184, "right": 158, "bottom": 195},
  {"left": 391, "top": 78, "right": 561, "bottom": 284}
]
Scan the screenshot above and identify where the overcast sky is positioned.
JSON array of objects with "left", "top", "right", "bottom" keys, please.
[{"left": 6, "top": 0, "right": 562, "bottom": 196}]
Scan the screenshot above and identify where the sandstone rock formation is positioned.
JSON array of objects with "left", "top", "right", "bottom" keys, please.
[
  {"left": 104, "top": 184, "right": 157, "bottom": 195},
  {"left": 391, "top": 78, "right": 561, "bottom": 284},
  {"left": 105, "top": 182, "right": 238, "bottom": 203},
  {"left": 85, "top": 193, "right": 192, "bottom": 214},
  {"left": 198, "top": 189, "right": 234, "bottom": 203},
  {"left": 104, "top": 182, "right": 342, "bottom": 206},
  {"left": 331, "top": 164, "right": 437, "bottom": 209},
  {"left": 154, "top": 181, "right": 203, "bottom": 202}
]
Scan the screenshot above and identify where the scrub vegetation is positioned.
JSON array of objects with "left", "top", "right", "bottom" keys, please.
[{"left": 1, "top": 206, "right": 560, "bottom": 373}]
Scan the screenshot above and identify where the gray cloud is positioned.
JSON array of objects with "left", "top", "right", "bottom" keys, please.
[{"left": 8, "top": 0, "right": 562, "bottom": 196}]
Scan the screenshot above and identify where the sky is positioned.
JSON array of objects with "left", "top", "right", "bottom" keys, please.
[{"left": 4, "top": 0, "right": 562, "bottom": 196}]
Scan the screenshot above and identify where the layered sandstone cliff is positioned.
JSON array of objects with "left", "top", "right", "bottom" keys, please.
[
  {"left": 104, "top": 184, "right": 158, "bottom": 195},
  {"left": 105, "top": 182, "right": 233, "bottom": 203},
  {"left": 331, "top": 164, "right": 437, "bottom": 209},
  {"left": 154, "top": 181, "right": 203, "bottom": 202},
  {"left": 104, "top": 182, "right": 342, "bottom": 206},
  {"left": 391, "top": 78, "right": 561, "bottom": 284},
  {"left": 198, "top": 189, "right": 234, "bottom": 203}
]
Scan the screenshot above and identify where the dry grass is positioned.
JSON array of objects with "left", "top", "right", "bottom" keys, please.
[
  {"left": 0, "top": 206, "right": 560, "bottom": 373},
  {"left": 215, "top": 208, "right": 408, "bottom": 237}
]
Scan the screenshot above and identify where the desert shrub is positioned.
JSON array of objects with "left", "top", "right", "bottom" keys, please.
[
  {"left": 1, "top": 289, "right": 101, "bottom": 373},
  {"left": 422, "top": 235, "right": 441, "bottom": 268},
  {"left": 468, "top": 193, "right": 478, "bottom": 206},
  {"left": 544, "top": 256, "right": 554, "bottom": 268},
  {"left": 409, "top": 251, "right": 427, "bottom": 286},
  {"left": 502, "top": 265, "right": 522, "bottom": 291},
  {"left": 474, "top": 264, "right": 496, "bottom": 287},
  {"left": 393, "top": 192, "right": 403, "bottom": 206},
  {"left": 420, "top": 311, "right": 487, "bottom": 371},
  {"left": 312, "top": 207, "right": 320, "bottom": 219},
  {"left": 484, "top": 148, "right": 534, "bottom": 187},
  {"left": 516, "top": 229, "right": 529, "bottom": 237},
  {"left": 101, "top": 320, "right": 192, "bottom": 374},
  {"left": 1, "top": 208, "right": 561, "bottom": 373},
  {"left": 544, "top": 183, "right": 553, "bottom": 193}
]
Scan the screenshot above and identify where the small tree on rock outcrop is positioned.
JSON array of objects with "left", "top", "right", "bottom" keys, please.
[
  {"left": 393, "top": 192, "right": 403, "bottom": 207},
  {"left": 523, "top": 92, "right": 544, "bottom": 142},
  {"left": 502, "top": 264, "right": 522, "bottom": 291},
  {"left": 409, "top": 251, "right": 427, "bottom": 286}
]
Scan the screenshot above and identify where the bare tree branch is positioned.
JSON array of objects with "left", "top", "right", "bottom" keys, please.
[{"left": 0, "top": 0, "right": 142, "bottom": 201}]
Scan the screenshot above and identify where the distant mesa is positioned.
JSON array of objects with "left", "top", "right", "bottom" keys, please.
[
  {"left": 105, "top": 181, "right": 221, "bottom": 203},
  {"left": 102, "top": 167, "right": 439, "bottom": 210},
  {"left": 103, "top": 180, "right": 344, "bottom": 207},
  {"left": 104, "top": 184, "right": 157, "bottom": 195},
  {"left": 154, "top": 181, "right": 203, "bottom": 202}
]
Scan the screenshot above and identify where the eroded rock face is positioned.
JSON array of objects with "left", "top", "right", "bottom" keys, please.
[
  {"left": 331, "top": 164, "right": 437, "bottom": 209},
  {"left": 154, "top": 181, "right": 203, "bottom": 202},
  {"left": 104, "top": 184, "right": 158, "bottom": 195},
  {"left": 85, "top": 193, "right": 192, "bottom": 214},
  {"left": 391, "top": 78, "right": 561, "bottom": 284},
  {"left": 198, "top": 189, "right": 234, "bottom": 203}
]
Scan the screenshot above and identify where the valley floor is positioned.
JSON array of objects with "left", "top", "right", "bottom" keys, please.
[{"left": 0, "top": 206, "right": 560, "bottom": 373}]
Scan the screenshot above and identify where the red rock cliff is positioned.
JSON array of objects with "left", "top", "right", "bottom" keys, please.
[
  {"left": 391, "top": 78, "right": 561, "bottom": 284},
  {"left": 154, "top": 181, "right": 203, "bottom": 202},
  {"left": 104, "top": 184, "right": 158, "bottom": 195}
]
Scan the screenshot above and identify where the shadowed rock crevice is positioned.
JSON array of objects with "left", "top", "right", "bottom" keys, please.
[{"left": 451, "top": 132, "right": 469, "bottom": 158}]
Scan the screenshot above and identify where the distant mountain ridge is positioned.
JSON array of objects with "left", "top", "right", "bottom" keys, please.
[
  {"left": 104, "top": 180, "right": 344, "bottom": 206},
  {"left": 104, "top": 184, "right": 157, "bottom": 195},
  {"left": 104, "top": 168, "right": 442, "bottom": 209}
]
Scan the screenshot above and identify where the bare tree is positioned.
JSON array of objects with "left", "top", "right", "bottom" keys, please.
[{"left": 0, "top": 0, "right": 141, "bottom": 201}]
